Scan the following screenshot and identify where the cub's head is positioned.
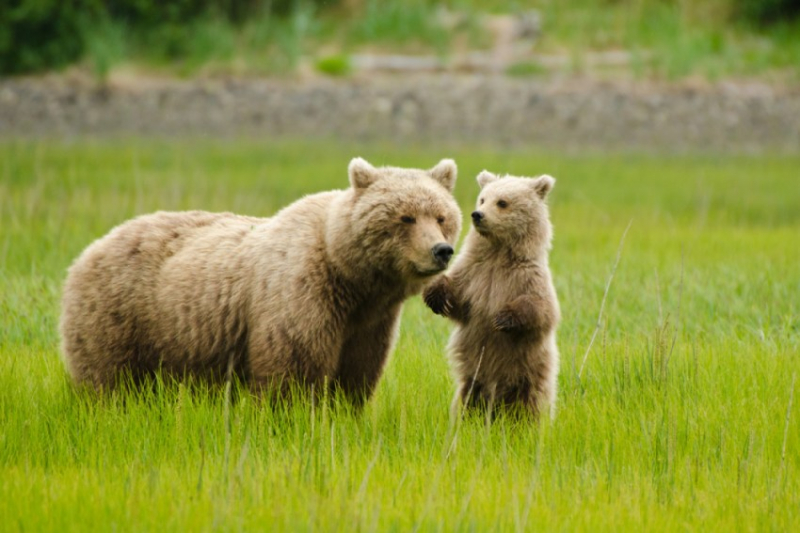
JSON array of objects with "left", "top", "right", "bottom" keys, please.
[
  {"left": 470, "top": 171, "right": 555, "bottom": 249},
  {"left": 344, "top": 157, "right": 462, "bottom": 283}
]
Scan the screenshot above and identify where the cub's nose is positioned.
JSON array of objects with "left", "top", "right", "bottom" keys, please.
[
  {"left": 432, "top": 243, "right": 454, "bottom": 267},
  {"left": 471, "top": 211, "right": 484, "bottom": 223}
]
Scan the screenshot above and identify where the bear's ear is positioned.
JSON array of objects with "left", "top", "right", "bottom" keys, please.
[
  {"left": 429, "top": 159, "right": 457, "bottom": 192},
  {"left": 476, "top": 170, "right": 498, "bottom": 189},
  {"left": 348, "top": 157, "right": 379, "bottom": 190},
  {"left": 532, "top": 174, "right": 555, "bottom": 199}
]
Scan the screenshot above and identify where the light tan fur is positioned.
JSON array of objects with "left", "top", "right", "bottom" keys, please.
[
  {"left": 61, "top": 158, "right": 462, "bottom": 405},
  {"left": 424, "top": 171, "right": 560, "bottom": 419}
]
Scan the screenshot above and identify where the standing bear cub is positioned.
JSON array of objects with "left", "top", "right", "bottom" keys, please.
[
  {"left": 61, "top": 158, "right": 462, "bottom": 404},
  {"left": 424, "top": 171, "right": 560, "bottom": 419}
]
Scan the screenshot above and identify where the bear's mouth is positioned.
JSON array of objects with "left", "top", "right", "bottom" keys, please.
[
  {"left": 415, "top": 265, "right": 446, "bottom": 277},
  {"left": 474, "top": 222, "right": 491, "bottom": 236}
]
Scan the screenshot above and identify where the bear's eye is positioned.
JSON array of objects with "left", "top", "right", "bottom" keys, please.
[
  {"left": 437, "top": 216, "right": 445, "bottom": 224},
  {"left": 497, "top": 200, "right": 508, "bottom": 208},
  {"left": 400, "top": 215, "right": 416, "bottom": 224},
  {"left": 480, "top": 198, "right": 485, "bottom": 205}
]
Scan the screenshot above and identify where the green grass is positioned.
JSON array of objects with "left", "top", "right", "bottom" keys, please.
[{"left": 1, "top": 140, "right": 799, "bottom": 530}]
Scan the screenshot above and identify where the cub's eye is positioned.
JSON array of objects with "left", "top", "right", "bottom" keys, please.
[
  {"left": 497, "top": 200, "right": 508, "bottom": 208},
  {"left": 437, "top": 216, "right": 445, "bottom": 224},
  {"left": 400, "top": 215, "right": 416, "bottom": 224},
  {"left": 480, "top": 198, "right": 485, "bottom": 205}
]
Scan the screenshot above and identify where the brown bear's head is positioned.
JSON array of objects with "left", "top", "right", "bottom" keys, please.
[
  {"left": 470, "top": 171, "right": 555, "bottom": 249},
  {"left": 342, "top": 157, "right": 462, "bottom": 284}
]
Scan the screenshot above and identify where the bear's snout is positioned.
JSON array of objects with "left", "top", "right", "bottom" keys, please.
[
  {"left": 471, "top": 211, "right": 484, "bottom": 224},
  {"left": 432, "top": 243, "right": 454, "bottom": 267}
]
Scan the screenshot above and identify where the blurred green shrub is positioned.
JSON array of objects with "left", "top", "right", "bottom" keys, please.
[
  {"left": 315, "top": 54, "right": 351, "bottom": 76},
  {"left": 733, "top": 0, "right": 800, "bottom": 24},
  {"left": 0, "top": 0, "right": 335, "bottom": 75},
  {"left": 0, "top": 0, "right": 99, "bottom": 74}
]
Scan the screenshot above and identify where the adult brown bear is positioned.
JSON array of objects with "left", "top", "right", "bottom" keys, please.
[{"left": 61, "top": 157, "right": 462, "bottom": 405}]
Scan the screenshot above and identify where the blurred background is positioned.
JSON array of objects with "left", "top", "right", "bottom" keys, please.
[{"left": 1, "top": 0, "right": 799, "bottom": 150}]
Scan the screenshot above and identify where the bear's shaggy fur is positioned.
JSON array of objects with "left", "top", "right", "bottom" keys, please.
[
  {"left": 424, "top": 171, "right": 560, "bottom": 418},
  {"left": 60, "top": 158, "right": 462, "bottom": 404}
]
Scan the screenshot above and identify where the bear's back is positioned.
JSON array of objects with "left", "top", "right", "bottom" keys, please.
[{"left": 60, "top": 210, "right": 266, "bottom": 384}]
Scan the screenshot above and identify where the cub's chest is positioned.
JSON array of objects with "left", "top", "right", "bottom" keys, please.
[{"left": 456, "top": 261, "right": 522, "bottom": 314}]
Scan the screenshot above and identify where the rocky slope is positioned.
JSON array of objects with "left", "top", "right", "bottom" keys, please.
[{"left": 1, "top": 73, "right": 798, "bottom": 151}]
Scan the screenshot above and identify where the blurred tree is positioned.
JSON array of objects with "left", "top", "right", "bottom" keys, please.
[{"left": 0, "top": 0, "right": 337, "bottom": 74}]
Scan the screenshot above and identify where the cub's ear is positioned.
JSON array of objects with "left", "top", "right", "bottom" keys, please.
[
  {"left": 532, "top": 174, "right": 555, "bottom": 199},
  {"left": 476, "top": 170, "right": 498, "bottom": 189},
  {"left": 348, "top": 157, "right": 379, "bottom": 190},
  {"left": 429, "top": 159, "right": 457, "bottom": 192}
]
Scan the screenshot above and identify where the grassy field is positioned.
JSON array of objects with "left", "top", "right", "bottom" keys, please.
[{"left": 1, "top": 140, "right": 798, "bottom": 530}]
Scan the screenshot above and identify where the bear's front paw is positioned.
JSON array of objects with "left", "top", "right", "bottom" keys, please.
[
  {"left": 493, "top": 309, "right": 521, "bottom": 332},
  {"left": 423, "top": 281, "right": 453, "bottom": 317}
]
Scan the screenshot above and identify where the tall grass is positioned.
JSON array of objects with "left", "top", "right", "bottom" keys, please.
[
  {"left": 72, "top": 0, "right": 800, "bottom": 79},
  {"left": 1, "top": 140, "right": 798, "bottom": 530}
]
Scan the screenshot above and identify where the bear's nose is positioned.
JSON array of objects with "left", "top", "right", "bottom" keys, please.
[
  {"left": 471, "top": 211, "right": 484, "bottom": 223},
  {"left": 432, "top": 243, "right": 454, "bottom": 266}
]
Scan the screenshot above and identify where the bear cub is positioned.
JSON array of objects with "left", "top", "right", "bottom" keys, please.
[{"left": 424, "top": 171, "right": 560, "bottom": 419}]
